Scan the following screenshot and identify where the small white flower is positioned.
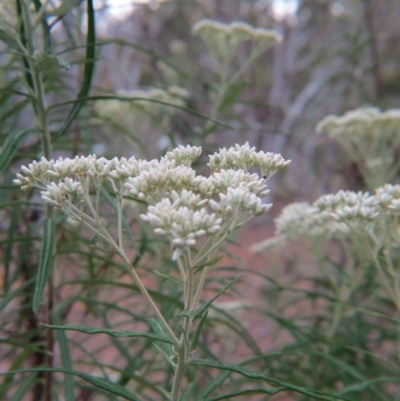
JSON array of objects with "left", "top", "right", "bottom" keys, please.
[{"left": 314, "top": 190, "right": 380, "bottom": 225}]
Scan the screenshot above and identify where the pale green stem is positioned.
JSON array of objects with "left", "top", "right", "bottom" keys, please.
[
  {"left": 192, "top": 264, "right": 211, "bottom": 311},
  {"left": 177, "top": 257, "right": 187, "bottom": 283},
  {"left": 119, "top": 250, "right": 180, "bottom": 346},
  {"left": 21, "top": 4, "right": 54, "bottom": 400},
  {"left": 228, "top": 45, "right": 264, "bottom": 86},
  {"left": 80, "top": 178, "right": 98, "bottom": 219},
  {"left": 66, "top": 202, "right": 180, "bottom": 346},
  {"left": 371, "top": 246, "right": 400, "bottom": 312},
  {"left": 170, "top": 344, "right": 187, "bottom": 401},
  {"left": 192, "top": 231, "right": 228, "bottom": 266},
  {"left": 117, "top": 184, "right": 123, "bottom": 248},
  {"left": 95, "top": 181, "right": 102, "bottom": 225}
]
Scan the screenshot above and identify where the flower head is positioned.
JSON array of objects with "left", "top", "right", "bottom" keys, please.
[
  {"left": 275, "top": 202, "right": 349, "bottom": 240},
  {"left": 141, "top": 196, "right": 222, "bottom": 260},
  {"left": 314, "top": 190, "right": 380, "bottom": 225},
  {"left": 208, "top": 142, "right": 290, "bottom": 179}
]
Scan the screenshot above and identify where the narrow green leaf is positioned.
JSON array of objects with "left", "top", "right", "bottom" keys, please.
[
  {"left": 42, "top": 323, "right": 174, "bottom": 344},
  {"left": 3, "top": 204, "right": 19, "bottom": 291},
  {"left": 183, "top": 275, "right": 244, "bottom": 320},
  {"left": 0, "top": 129, "right": 31, "bottom": 174},
  {"left": 53, "top": 316, "right": 75, "bottom": 401},
  {"left": 0, "top": 368, "right": 142, "bottom": 401},
  {"left": 54, "top": 0, "right": 95, "bottom": 138},
  {"left": 150, "top": 318, "right": 175, "bottom": 356},
  {"left": 210, "top": 308, "right": 261, "bottom": 355},
  {"left": 0, "top": 348, "right": 34, "bottom": 398},
  {"left": 0, "top": 28, "right": 24, "bottom": 52},
  {"left": 202, "top": 387, "right": 284, "bottom": 400},
  {"left": 16, "top": 0, "right": 35, "bottom": 105},
  {"left": 10, "top": 373, "right": 37, "bottom": 401},
  {"left": 189, "top": 359, "right": 349, "bottom": 401},
  {"left": 101, "top": 188, "right": 139, "bottom": 254},
  {"left": 218, "top": 81, "right": 247, "bottom": 112},
  {"left": 153, "top": 270, "right": 183, "bottom": 287},
  {"left": 194, "top": 256, "right": 223, "bottom": 274},
  {"left": 196, "top": 371, "right": 231, "bottom": 400},
  {"left": 32, "top": 0, "right": 51, "bottom": 52},
  {"left": 49, "top": 0, "right": 81, "bottom": 16},
  {"left": 191, "top": 310, "right": 208, "bottom": 352},
  {"left": 49, "top": 95, "right": 234, "bottom": 130},
  {"left": 32, "top": 217, "right": 55, "bottom": 313},
  {"left": 0, "top": 278, "right": 34, "bottom": 312},
  {"left": 335, "top": 377, "right": 400, "bottom": 396},
  {"left": 152, "top": 343, "right": 175, "bottom": 368},
  {"left": 35, "top": 55, "right": 70, "bottom": 72}
]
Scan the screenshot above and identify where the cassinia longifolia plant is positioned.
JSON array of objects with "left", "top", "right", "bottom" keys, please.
[
  {"left": 254, "top": 188, "right": 400, "bottom": 354},
  {"left": 192, "top": 20, "right": 282, "bottom": 132},
  {"left": 256, "top": 185, "right": 400, "bottom": 309},
  {"left": 14, "top": 142, "right": 290, "bottom": 400},
  {"left": 316, "top": 107, "right": 400, "bottom": 189},
  {"left": 253, "top": 108, "right": 400, "bottom": 349}
]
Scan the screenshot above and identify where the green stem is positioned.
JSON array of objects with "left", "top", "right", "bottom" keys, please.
[
  {"left": 170, "top": 343, "right": 187, "bottom": 401},
  {"left": 118, "top": 249, "right": 180, "bottom": 347}
]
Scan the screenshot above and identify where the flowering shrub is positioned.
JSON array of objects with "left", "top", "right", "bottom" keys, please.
[
  {"left": 14, "top": 143, "right": 290, "bottom": 399},
  {"left": 316, "top": 107, "right": 400, "bottom": 189}
]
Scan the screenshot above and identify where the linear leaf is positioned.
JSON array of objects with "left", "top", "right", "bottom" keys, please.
[
  {"left": 149, "top": 318, "right": 174, "bottom": 356},
  {"left": 49, "top": 95, "right": 234, "bottom": 130},
  {"left": 32, "top": 217, "right": 55, "bottom": 313},
  {"left": 202, "top": 387, "right": 284, "bottom": 400},
  {"left": 101, "top": 188, "right": 139, "bottom": 254},
  {"left": 0, "top": 368, "right": 142, "bottom": 401},
  {"left": 335, "top": 377, "right": 400, "bottom": 396},
  {"left": 42, "top": 324, "right": 174, "bottom": 344},
  {"left": 153, "top": 270, "right": 183, "bottom": 287},
  {"left": 0, "top": 28, "right": 24, "bottom": 52},
  {"left": 189, "top": 359, "right": 349, "bottom": 401},
  {"left": 182, "top": 275, "right": 244, "bottom": 320},
  {"left": 35, "top": 55, "right": 70, "bottom": 72},
  {"left": 191, "top": 310, "right": 208, "bottom": 352},
  {"left": 53, "top": 316, "right": 75, "bottom": 401},
  {"left": 10, "top": 373, "right": 37, "bottom": 401},
  {"left": 54, "top": 0, "right": 95, "bottom": 138},
  {"left": 0, "top": 129, "right": 31, "bottom": 174}
]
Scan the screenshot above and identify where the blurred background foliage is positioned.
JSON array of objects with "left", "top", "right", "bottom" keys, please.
[{"left": 1, "top": 0, "right": 400, "bottom": 400}]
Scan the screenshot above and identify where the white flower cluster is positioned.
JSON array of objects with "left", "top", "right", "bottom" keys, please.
[
  {"left": 192, "top": 19, "right": 281, "bottom": 63},
  {"left": 275, "top": 202, "right": 349, "bottom": 241},
  {"left": 161, "top": 145, "right": 202, "bottom": 166},
  {"left": 125, "top": 161, "right": 205, "bottom": 204},
  {"left": 314, "top": 190, "right": 380, "bottom": 225},
  {"left": 316, "top": 107, "right": 400, "bottom": 140},
  {"left": 316, "top": 107, "right": 400, "bottom": 188},
  {"left": 273, "top": 183, "right": 400, "bottom": 244},
  {"left": 374, "top": 184, "right": 400, "bottom": 217},
  {"left": 15, "top": 144, "right": 288, "bottom": 261},
  {"left": 141, "top": 192, "right": 222, "bottom": 260},
  {"left": 208, "top": 142, "right": 290, "bottom": 178}
]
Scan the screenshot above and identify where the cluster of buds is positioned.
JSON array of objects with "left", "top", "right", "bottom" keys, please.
[
  {"left": 208, "top": 142, "right": 290, "bottom": 179},
  {"left": 274, "top": 202, "right": 349, "bottom": 241},
  {"left": 316, "top": 108, "right": 400, "bottom": 140},
  {"left": 192, "top": 19, "right": 281, "bottom": 65},
  {"left": 316, "top": 107, "right": 400, "bottom": 188},
  {"left": 271, "top": 183, "right": 400, "bottom": 246},
  {"left": 314, "top": 190, "right": 380, "bottom": 226},
  {"left": 14, "top": 144, "right": 290, "bottom": 261}
]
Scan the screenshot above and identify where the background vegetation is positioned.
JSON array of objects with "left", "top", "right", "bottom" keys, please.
[{"left": 1, "top": 0, "right": 400, "bottom": 400}]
